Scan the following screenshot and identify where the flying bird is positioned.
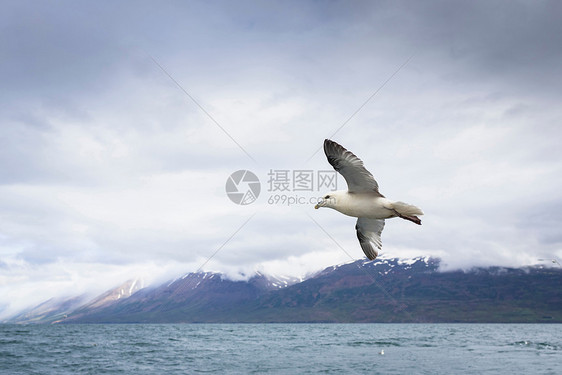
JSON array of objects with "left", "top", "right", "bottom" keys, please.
[{"left": 315, "top": 139, "right": 423, "bottom": 260}]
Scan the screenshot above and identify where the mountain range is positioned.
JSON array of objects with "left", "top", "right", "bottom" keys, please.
[{"left": 5, "top": 257, "right": 562, "bottom": 324}]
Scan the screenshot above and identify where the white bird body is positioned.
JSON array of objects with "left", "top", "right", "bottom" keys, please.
[
  {"left": 315, "top": 139, "right": 423, "bottom": 260},
  {"left": 322, "top": 191, "right": 396, "bottom": 219}
]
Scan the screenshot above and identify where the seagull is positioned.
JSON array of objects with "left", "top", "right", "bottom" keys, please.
[{"left": 315, "top": 139, "right": 423, "bottom": 260}]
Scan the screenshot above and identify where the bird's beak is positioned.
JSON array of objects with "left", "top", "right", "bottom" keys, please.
[{"left": 314, "top": 199, "right": 324, "bottom": 209}]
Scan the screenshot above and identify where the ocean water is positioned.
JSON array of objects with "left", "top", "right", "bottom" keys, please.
[{"left": 0, "top": 324, "right": 560, "bottom": 374}]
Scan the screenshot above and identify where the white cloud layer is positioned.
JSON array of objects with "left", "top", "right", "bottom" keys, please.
[{"left": 1, "top": 0, "right": 561, "bottom": 318}]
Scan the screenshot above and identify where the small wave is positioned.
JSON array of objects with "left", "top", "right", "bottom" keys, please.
[
  {"left": 347, "top": 340, "right": 400, "bottom": 347},
  {"left": 512, "top": 341, "right": 559, "bottom": 350},
  {"left": 0, "top": 339, "right": 24, "bottom": 345},
  {"left": 418, "top": 343, "right": 437, "bottom": 348},
  {"left": 131, "top": 341, "right": 154, "bottom": 347},
  {"left": 0, "top": 352, "right": 24, "bottom": 359},
  {"left": 9, "top": 330, "right": 31, "bottom": 336},
  {"left": 535, "top": 342, "right": 559, "bottom": 351},
  {"left": 67, "top": 342, "right": 99, "bottom": 350}
]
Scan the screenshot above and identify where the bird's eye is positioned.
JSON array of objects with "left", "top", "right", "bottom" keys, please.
[{"left": 325, "top": 195, "right": 330, "bottom": 199}]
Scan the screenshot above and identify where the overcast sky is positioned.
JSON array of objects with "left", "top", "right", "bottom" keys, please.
[{"left": 1, "top": 0, "right": 561, "bottom": 318}]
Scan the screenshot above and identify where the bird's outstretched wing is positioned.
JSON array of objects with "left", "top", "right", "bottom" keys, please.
[
  {"left": 356, "top": 218, "right": 385, "bottom": 260},
  {"left": 323, "top": 139, "right": 382, "bottom": 194}
]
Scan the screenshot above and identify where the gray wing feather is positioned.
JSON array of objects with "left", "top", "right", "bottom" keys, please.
[
  {"left": 356, "top": 218, "right": 385, "bottom": 260},
  {"left": 323, "top": 139, "right": 382, "bottom": 194}
]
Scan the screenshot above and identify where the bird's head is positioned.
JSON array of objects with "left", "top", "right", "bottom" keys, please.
[{"left": 314, "top": 192, "right": 340, "bottom": 209}]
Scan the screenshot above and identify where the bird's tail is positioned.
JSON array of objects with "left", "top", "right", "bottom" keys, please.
[{"left": 392, "top": 201, "right": 424, "bottom": 216}]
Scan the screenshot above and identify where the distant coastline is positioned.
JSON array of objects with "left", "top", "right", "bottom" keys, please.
[{"left": 5, "top": 257, "right": 561, "bottom": 324}]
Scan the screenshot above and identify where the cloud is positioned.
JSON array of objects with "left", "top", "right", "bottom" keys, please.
[{"left": 1, "top": 0, "right": 562, "bottom": 316}]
